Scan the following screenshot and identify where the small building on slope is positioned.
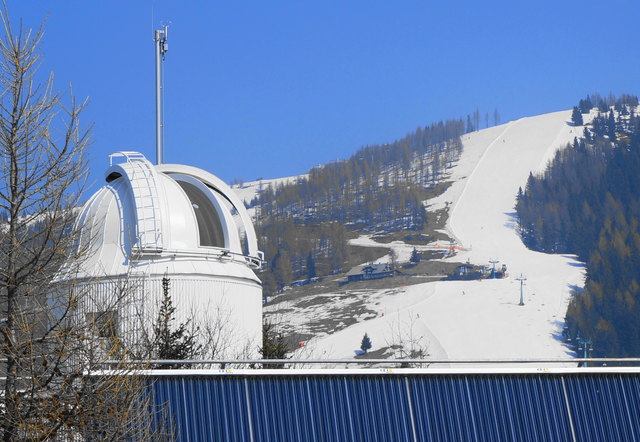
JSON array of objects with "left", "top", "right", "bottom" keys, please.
[{"left": 346, "top": 263, "right": 394, "bottom": 282}]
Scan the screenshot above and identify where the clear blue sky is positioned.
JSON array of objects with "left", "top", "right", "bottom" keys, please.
[{"left": 8, "top": 0, "right": 640, "bottom": 195}]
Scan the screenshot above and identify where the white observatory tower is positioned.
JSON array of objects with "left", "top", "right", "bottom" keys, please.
[
  {"left": 72, "top": 151, "right": 264, "bottom": 358},
  {"left": 63, "top": 27, "right": 264, "bottom": 358}
]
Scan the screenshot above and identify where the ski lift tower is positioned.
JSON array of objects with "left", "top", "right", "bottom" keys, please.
[
  {"left": 515, "top": 274, "right": 527, "bottom": 306},
  {"left": 577, "top": 336, "right": 594, "bottom": 367},
  {"left": 489, "top": 259, "right": 499, "bottom": 278},
  {"left": 154, "top": 25, "right": 168, "bottom": 165}
]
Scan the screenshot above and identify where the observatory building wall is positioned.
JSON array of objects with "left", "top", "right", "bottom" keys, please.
[
  {"left": 68, "top": 152, "right": 263, "bottom": 359},
  {"left": 79, "top": 274, "right": 261, "bottom": 359}
]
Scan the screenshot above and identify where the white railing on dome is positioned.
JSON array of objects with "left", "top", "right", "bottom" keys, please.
[
  {"left": 108, "top": 152, "right": 164, "bottom": 253},
  {"left": 109, "top": 151, "right": 147, "bottom": 166}
]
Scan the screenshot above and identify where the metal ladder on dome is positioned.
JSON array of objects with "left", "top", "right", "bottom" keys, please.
[
  {"left": 111, "top": 152, "right": 164, "bottom": 254},
  {"left": 130, "top": 160, "right": 163, "bottom": 253}
]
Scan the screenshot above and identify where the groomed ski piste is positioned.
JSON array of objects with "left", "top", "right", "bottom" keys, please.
[{"left": 293, "top": 109, "right": 590, "bottom": 363}]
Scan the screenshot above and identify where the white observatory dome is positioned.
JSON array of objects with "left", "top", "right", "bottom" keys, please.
[{"left": 71, "top": 152, "right": 263, "bottom": 358}]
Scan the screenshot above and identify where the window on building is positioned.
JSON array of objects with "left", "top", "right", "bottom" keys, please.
[{"left": 176, "top": 181, "right": 225, "bottom": 248}]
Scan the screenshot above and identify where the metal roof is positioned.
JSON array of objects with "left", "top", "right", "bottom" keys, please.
[
  {"left": 145, "top": 368, "right": 640, "bottom": 441},
  {"left": 345, "top": 262, "right": 391, "bottom": 276}
]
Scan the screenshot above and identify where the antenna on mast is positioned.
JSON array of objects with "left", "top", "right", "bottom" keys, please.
[{"left": 154, "top": 25, "right": 168, "bottom": 165}]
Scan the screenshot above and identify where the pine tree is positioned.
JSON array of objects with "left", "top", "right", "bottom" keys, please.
[
  {"left": 578, "top": 96, "right": 593, "bottom": 113},
  {"left": 306, "top": 251, "right": 317, "bottom": 280},
  {"left": 360, "top": 333, "right": 372, "bottom": 354},
  {"left": 607, "top": 110, "right": 617, "bottom": 140},
  {"left": 571, "top": 106, "right": 583, "bottom": 126},
  {"left": 272, "top": 249, "right": 293, "bottom": 290},
  {"left": 152, "top": 274, "right": 202, "bottom": 367},
  {"left": 260, "top": 320, "right": 290, "bottom": 368}
]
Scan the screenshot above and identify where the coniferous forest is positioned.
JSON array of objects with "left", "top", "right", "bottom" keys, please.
[
  {"left": 255, "top": 118, "right": 468, "bottom": 295},
  {"left": 516, "top": 94, "right": 640, "bottom": 357}
]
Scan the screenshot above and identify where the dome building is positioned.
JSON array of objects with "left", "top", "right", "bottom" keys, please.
[{"left": 69, "top": 151, "right": 263, "bottom": 358}]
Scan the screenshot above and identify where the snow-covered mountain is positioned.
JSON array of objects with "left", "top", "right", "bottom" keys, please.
[
  {"left": 232, "top": 174, "right": 308, "bottom": 217},
  {"left": 237, "top": 109, "right": 592, "bottom": 363}
]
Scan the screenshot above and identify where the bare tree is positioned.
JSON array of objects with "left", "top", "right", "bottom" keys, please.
[
  {"left": 198, "top": 303, "right": 236, "bottom": 360},
  {"left": 389, "top": 248, "right": 399, "bottom": 270},
  {"left": 473, "top": 108, "right": 480, "bottom": 132},
  {"left": 0, "top": 9, "right": 164, "bottom": 440},
  {"left": 385, "top": 312, "right": 430, "bottom": 368}
]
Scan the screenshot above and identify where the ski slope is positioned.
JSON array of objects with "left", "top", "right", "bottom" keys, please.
[
  {"left": 232, "top": 175, "right": 308, "bottom": 205},
  {"left": 304, "top": 110, "right": 587, "bottom": 363}
]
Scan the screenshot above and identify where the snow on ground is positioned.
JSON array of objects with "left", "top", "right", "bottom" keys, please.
[
  {"left": 232, "top": 174, "right": 308, "bottom": 208},
  {"left": 348, "top": 235, "right": 451, "bottom": 264},
  {"left": 305, "top": 110, "right": 588, "bottom": 363}
]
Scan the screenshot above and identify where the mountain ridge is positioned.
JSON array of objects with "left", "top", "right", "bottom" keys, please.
[{"left": 245, "top": 109, "right": 589, "bottom": 362}]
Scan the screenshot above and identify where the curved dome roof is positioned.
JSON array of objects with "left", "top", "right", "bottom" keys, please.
[{"left": 73, "top": 152, "right": 263, "bottom": 281}]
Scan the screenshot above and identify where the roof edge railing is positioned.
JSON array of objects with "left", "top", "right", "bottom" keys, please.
[{"left": 102, "top": 358, "right": 640, "bottom": 367}]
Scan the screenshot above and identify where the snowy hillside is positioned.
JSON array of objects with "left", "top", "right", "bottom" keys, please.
[
  {"left": 276, "top": 110, "right": 590, "bottom": 363},
  {"left": 232, "top": 175, "right": 308, "bottom": 206}
]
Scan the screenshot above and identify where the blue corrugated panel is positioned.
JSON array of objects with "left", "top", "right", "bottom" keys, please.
[
  {"left": 153, "top": 376, "right": 252, "bottom": 441},
  {"left": 564, "top": 374, "right": 640, "bottom": 441},
  {"left": 342, "top": 375, "right": 413, "bottom": 441},
  {"left": 246, "top": 375, "right": 316, "bottom": 441},
  {"left": 463, "top": 375, "right": 573, "bottom": 442},
  {"left": 408, "top": 375, "right": 476, "bottom": 441},
  {"left": 148, "top": 372, "right": 640, "bottom": 442},
  {"left": 303, "top": 375, "right": 350, "bottom": 441},
  {"left": 244, "top": 375, "right": 414, "bottom": 441},
  {"left": 407, "top": 374, "right": 574, "bottom": 441}
]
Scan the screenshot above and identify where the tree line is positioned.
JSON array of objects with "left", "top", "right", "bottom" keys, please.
[
  {"left": 516, "top": 93, "right": 640, "bottom": 357},
  {"left": 255, "top": 119, "right": 470, "bottom": 296},
  {"left": 253, "top": 106, "right": 508, "bottom": 296}
]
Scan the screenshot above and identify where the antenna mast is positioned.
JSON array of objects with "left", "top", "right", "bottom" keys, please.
[{"left": 154, "top": 25, "right": 168, "bottom": 165}]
